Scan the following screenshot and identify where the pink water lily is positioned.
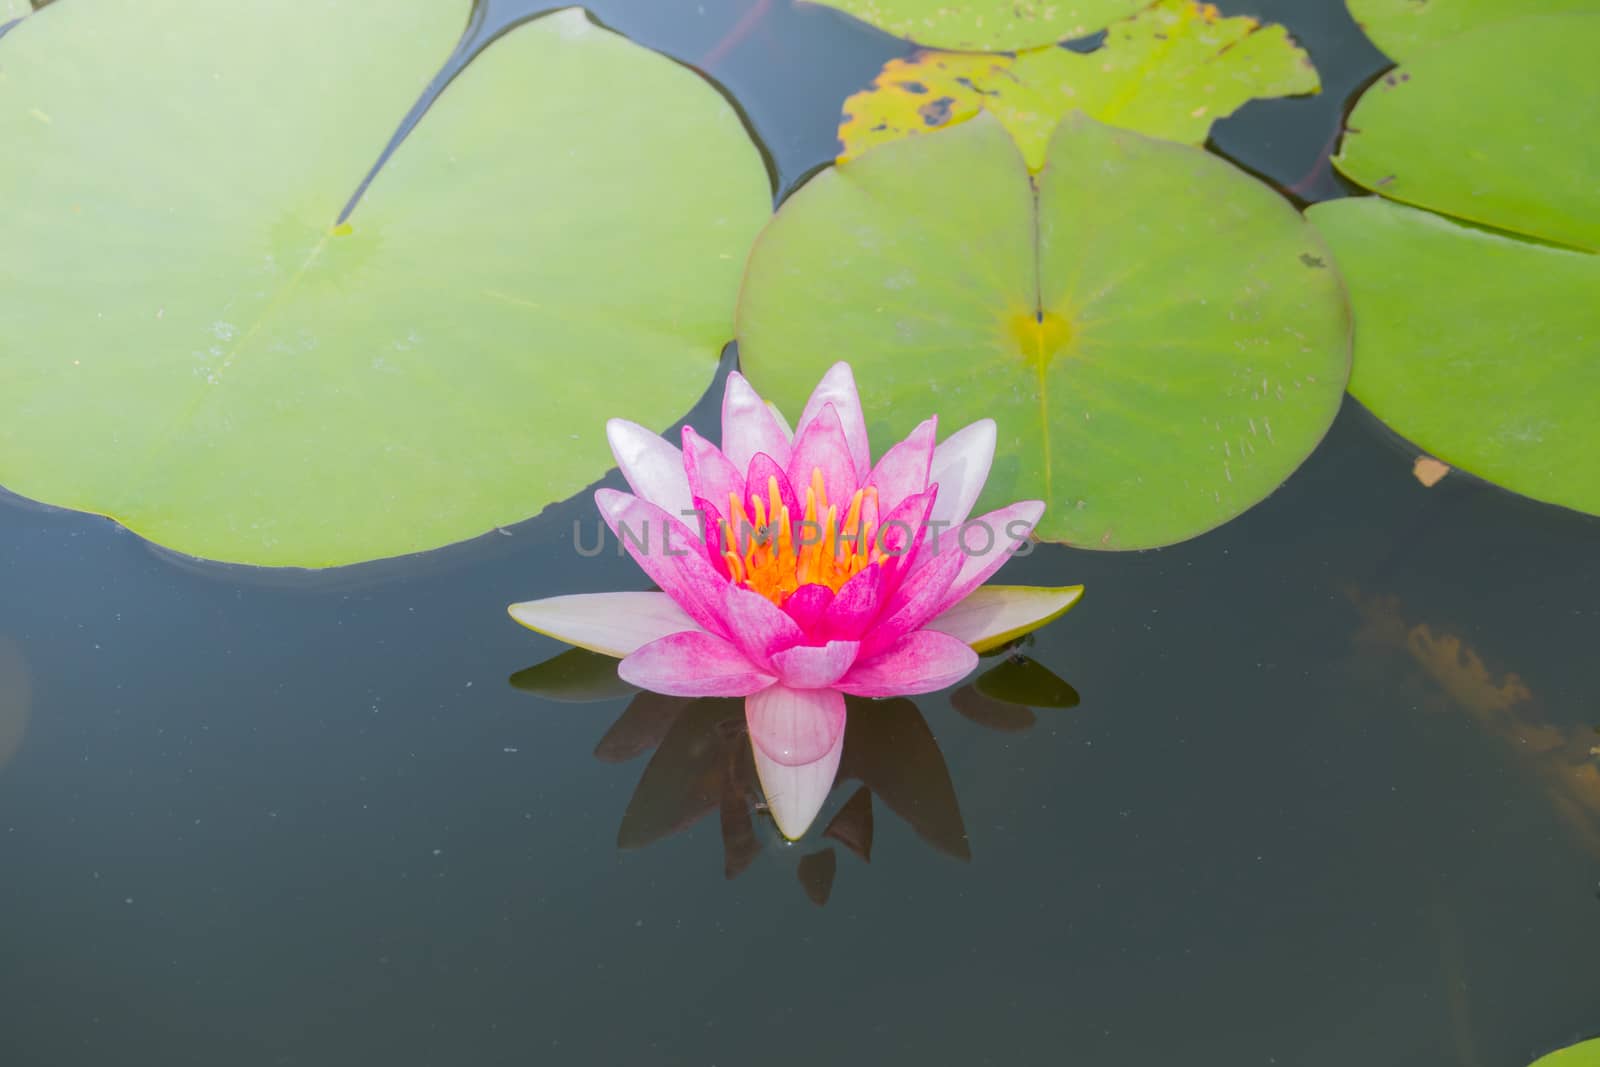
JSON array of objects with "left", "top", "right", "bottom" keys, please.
[{"left": 509, "top": 363, "right": 1081, "bottom": 839}]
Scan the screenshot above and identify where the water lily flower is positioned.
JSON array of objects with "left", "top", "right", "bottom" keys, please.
[{"left": 509, "top": 363, "right": 1081, "bottom": 839}]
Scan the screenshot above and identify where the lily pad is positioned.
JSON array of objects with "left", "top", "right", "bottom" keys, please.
[
  {"left": 1529, "top": 1038, "right": 1600, "bottom": 1066},
  {"left": 0, "top": 2, "right": 770, "bottom": 567},
  {"left": 738, "top": 115, "right": 1349, "bottom": 549},
  {"left": 805, "top": 0, "right": 1147, "bottom": 51},
  {"left": 1346, "top": 0, "right": 1597, "bottom": 60},
  {"left": 1309, "top": 197, "right": 1600, "bottom": 517},
  {"left": 1333, "top": 13, "right": 1600, "bottom": 251},
  {"left": 839, "top": 0, "right": 1318, "bottom": 170}
]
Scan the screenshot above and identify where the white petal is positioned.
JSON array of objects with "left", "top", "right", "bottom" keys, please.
[
  {"left": 751, "top": 719, "right": 844, "bottom": 841},
  {"left": 926, "top": 584, "right": 1084, "bottom": 653},
  {"left": 605, "top": 419, "right": 693, "bottom": 520},
  {"left": 766, "top": 401, "right": 794, "bottom": 442},
  {"left": 928, "top": 418, "right": 996, "bottom": 528},
  {"left": 721, "top": 371, "right": 792, "bottom": 472},
  {"left": 508, "top": 591, "right": 700, "bottom": 658}
]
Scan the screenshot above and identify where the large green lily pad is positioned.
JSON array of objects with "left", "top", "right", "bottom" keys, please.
[
  {"left": 1529, "top": 1038, "right": 1600, "bottom": 1066},
  {"left": 1333, "top": 13, "right": 1600, "bottom": 251},
  {"left": 738, "top": 115, "right": 1349, "bottom": 550},
  {"left": 0, "top": 2, "right": 769, "bottom": 567},
  {"left": 805, "top": 0, "right": 1147, "bottom": 51},
  {"left": 838, "top": 0, "right": 1318, "bottom": 170},
  {"left": 1310, "top": 197, "right": 1600, "bottom": 517},
  {"left": 1346, "top": 0, "right": 1598, "bottom": 60}
]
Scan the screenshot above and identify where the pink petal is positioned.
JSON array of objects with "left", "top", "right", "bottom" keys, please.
[
  {"left": 875, "top": 484, "right": 936, "bottom": 560},
  {"left": 606, "top": 419, "right": 693, "bottom": 520},
  {"left": 795, "top": 362, "right": 872, "bottom": 482},
  {"left": 742, "top": 452, "right": 800, "bottom": 522},
  {"left": 783, "top": 583, "right": 836, "bottom": 636},
  {"left": 595, "top": 489, "right": 732, "bottom": 638},
  {"left": 872, "top": 486, "right": 937, "bottom": 602},
  {"left": 787, "top": 402, "right": 858, "bottom": 505},
  {"left": 618, "top": 631, "right": 775, "bottom": 696},
  {"left": 928, "top": 418, "right": 996, "bottom": 529},
  {"left": 926, "top": 584, "right": 1085, "bottom": 652},
  {"left": 865, "top": 416, "right": 936, "bottom": 517},
  {"left": 722, "top": 371, "right": 792, "bottom": 473},
  {"left": 822, "top": 564, "right": 884, "bottom": 640},
  {"left": 507, "top": 591, "right": 700, "bottom": 658},
  {"left": 927, "top": 500, "right": 1047, "bottom": 617},
  {"left": 746, "top": 684, "right": 847, "bottom": 765},
  {"left": 682, "top": 426, "right": 746, "bottom": 517},
  {"left": 691, "top": 495, "right": 730, "bottom": 578},
  {"left": 838, "top": 630, "right": 978, "bottom": 697},
  {"left": 859, "top": 546, "right": 963, "bottom": 658},
  {"left": 770, "top": 641, "right": 861, "bottom": 690},
  {"left": 750, "top": 718, "right": 845, "bottom": 840},
  {"left": 718, "top": 585, "right": 805, "bottom": 671}
]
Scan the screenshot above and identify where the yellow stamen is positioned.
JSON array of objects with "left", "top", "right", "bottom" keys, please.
[{"left": 721, "top": 467, "right": 888, "bottom": 606}]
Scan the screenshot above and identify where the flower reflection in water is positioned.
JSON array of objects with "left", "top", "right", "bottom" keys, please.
[{"left": 511, "top": 643, "right": 1078, "bottom": 905}]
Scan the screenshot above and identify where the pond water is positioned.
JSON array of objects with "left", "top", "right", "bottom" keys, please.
[{"left": 2, "top": 1, "right": 1597, "bottom": 1064}]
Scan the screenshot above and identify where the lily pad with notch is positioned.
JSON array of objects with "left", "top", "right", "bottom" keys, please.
[
  {"left": 0, "top": 2, "right": 771, "bottom": 568},
  {"left": 739, "top": 114, "right": 1350, "bottom": 549}
]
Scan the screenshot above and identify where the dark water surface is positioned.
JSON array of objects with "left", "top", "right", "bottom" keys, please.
[{"left": 3, "top": 2, "right": 1598, "bottom": 1065}]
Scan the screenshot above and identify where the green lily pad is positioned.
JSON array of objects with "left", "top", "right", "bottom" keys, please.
[
  {"left": 0, "top": 2, "right": 769, "bottom": 567},
  {"left": 839, "top": 0, "right": 1318, "bottom": 170},
  {"left": 1309, "top": 197, "right": 1600, "bottom": 517},
  {"left": 1529, "top": 1038, "right": 1600, "bottom": 1066},
  {"left": 1333, "top": 13, "right": 1600, "bottom": 251},
  {"left": 805, "top": 0, "right": 1147, "bottom": 51},
  {"left": 1346, "top": 0, "right": 1598, "bottom": 60},
  {"left": 738, "top": 115, "right": 1349, "bottom": 550}
]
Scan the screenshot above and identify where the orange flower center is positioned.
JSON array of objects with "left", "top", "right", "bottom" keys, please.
[{"left": 722, "top": 468, "right": 882, "bottom": 606}]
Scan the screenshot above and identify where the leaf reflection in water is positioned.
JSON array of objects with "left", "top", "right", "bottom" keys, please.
[{"left": 953, "top": 650, "right": 1080, "bottom": 733}]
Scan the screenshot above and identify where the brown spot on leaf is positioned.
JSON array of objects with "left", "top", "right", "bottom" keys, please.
[
  {"left": 1299, "top": 252, "right": 1326, "bottom": 268},
  {"left": 918, "top": 96, "right": 956, "bottom": 126},
  {"left": 1413, "top": 456, "right": 1450, "bottom": 487}
]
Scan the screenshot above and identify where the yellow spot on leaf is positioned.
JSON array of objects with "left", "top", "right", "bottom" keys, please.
[{"left": 1008, "top": 308, "right": 1072, "bottom": 369}]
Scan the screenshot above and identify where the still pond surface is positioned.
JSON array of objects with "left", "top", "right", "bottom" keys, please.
[{"left": 1, "top": 0, "right": 1596, "bottom": 1064}]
